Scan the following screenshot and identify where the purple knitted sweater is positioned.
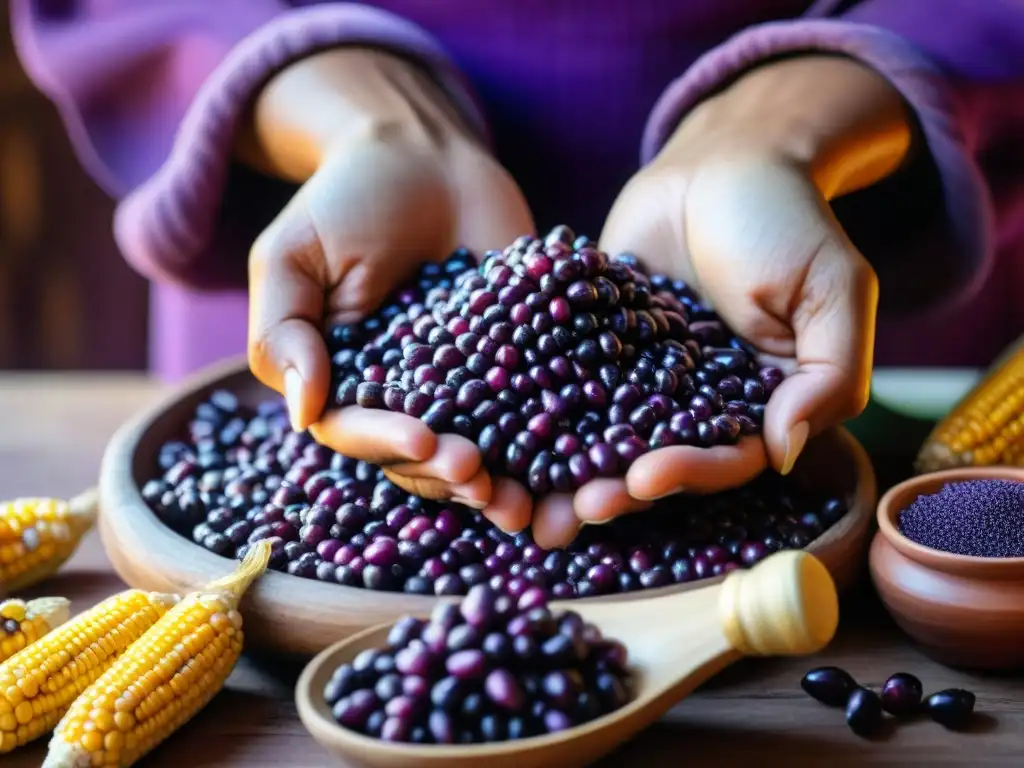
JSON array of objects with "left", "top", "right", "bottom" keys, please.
[{"left": 11, "top": 0, "right": 1024, "bottom": 379}]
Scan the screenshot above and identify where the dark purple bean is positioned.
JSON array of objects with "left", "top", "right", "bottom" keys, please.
[
  {"left": 446, "top": 649, "right": 487, "bottom": 680},
  {"left": 485, "top": 669, "right": 526, "bottom": 712}
]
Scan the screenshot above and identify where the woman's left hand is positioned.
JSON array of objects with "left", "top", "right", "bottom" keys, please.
[{"left": 531, "top": 55, "right": 913, "bottom": 547}]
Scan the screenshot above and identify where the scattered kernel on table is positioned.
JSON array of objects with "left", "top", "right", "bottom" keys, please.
[
  {"left": 43, "top": 541, "right": 272, "bottom": 768},
  {"left": 800, "top": 666, "right": 977, "bottom": 737},
  {"left": 0, "top": 588, "right": 178, "bottom": 755},
  {"left": 0, "top": 597, "right": 70, "bottom": 663},
  {"left": 0, "top": 489, "right": 99, "bottom": 594}
]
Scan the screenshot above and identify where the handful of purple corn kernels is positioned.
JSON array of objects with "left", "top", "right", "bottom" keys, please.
[
  {"left": 324, "top": 584, "right": 632, "bottom": 744},
  {"left": 801, "top": 667, "right": 977, "bottom": 737},
  {"left": 143, "top": 391, "right": 848, "bottom": 598},
  {"left": 327, "top": 226, "right": 784, "bottom": 494}
]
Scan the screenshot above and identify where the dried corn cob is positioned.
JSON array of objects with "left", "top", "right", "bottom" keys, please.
[
  {"left": 0, "top": 489, "right": 99, "bottom": 595},
  {"left": 917, "top": 335, "right": 1024, "bottom": 473},
  {"left": 44, "top": 541, "right": 272, "bottom": 768},
  {"left": 0, "top": 588, "right": 178, "bottom": 755},
  {"left": 1, "top": 597, "right": 70, "bottom": 663}
]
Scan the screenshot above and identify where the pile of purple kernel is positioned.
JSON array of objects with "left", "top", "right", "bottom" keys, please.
[
  {"left": 326, "top": 225, "right": 784, "bottom": 493},
  {"left": 323, "top": 584, "right": 631, "bottom": 743},
  {"left": 898, "top": 479, "right": 1024, "bottom": 557},
  {"left": 141, "top": 391, "right": 848, "bottom": 597},
  {"left": 801, "top": 667, "right": 976, "bottom": 736}
]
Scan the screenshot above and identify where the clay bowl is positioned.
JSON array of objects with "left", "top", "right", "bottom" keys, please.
[
  {"left": 870, "top": 466, "right": 1024, "bottom": 670},
  {"left": 99, "top": 357, "right": 878, "bottom": 656}
]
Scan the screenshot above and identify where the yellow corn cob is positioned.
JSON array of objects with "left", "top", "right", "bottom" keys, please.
[
  {"left": 0, "top": 489, "right": 99, "bottom": 595},
  {"left": 1, "top": 597, "right": 71, "bottom": 663},
  {"left": 0, "top": 588, "right": 178, "bottom": 755},
  {"left": 44, "top": 541, "right": 272, "bottom": 768},
  {"left": 917, "top": 334, "right": 1024, "bottom": 473}
]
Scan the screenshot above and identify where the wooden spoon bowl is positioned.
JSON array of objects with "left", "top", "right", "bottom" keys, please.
[
  {"left": 99, "top": 357, "right": 877, "bottom": 656},
  {"left": 295, "top": 550, "right": 839, "bottom": 768}
]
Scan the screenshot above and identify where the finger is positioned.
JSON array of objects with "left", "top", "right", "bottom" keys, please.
[
  {"left": 625, "top": 438, "right": 768, "bottom": 500},
  {"left": 573, "top": 479, "right": 652, "bottom": 524},
  {"left": 763, "top": 238, "right": 878, "bottom": 475},
  {"left": 451, "top": 468, "right": 492, "bottom": 509},
  {"left": 381, "top": 466, "right": 492, "bottom": 509},
  {"left": 310, "top": 407, "right": 436, "bottom": 464},
  {"left": 380, "top": 470, "right": 450, "bottom": 501},
  {"left": 531, "top": 494, "right": 580, "bottom": 550},
  {"left": 248, "top": 206, "right": 332, "bottom": 432},
  {"left": 385, "top": 434, "right": 483, "bottom": 485},
  {"left": 448, "top": 143, "right": 537, "bottom": 253},
  {"left": 308, "top": 143, "right": 459, "bottom": 324},
  {"left": 482, "top": 479, "right": 533, "bottom": 535},
  {"left": 598, "top": 172, "right": 699, "bottom": 288}
]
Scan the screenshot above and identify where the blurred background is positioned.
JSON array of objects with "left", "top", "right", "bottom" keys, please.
[
  {"left": 0, "top": 5, "right": 147, "bottom": 372},
  {"left": 0, "top": 3, "right": 986, "bottom": 483}
]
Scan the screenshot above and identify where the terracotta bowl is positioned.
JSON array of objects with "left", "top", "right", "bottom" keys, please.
[
  {"left": 99, "top": 357, "right": 878, "bottom": 656},
  {"left": 870, "top": 466, "right": 1024, "bottom": 670}
]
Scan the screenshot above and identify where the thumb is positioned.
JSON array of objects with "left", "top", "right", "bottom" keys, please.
[
  {"left": 763, "top": 230, "right": 878, "bottom": 475},
  {"left": 248, "top": 201, "right": 331, "bottom": 433}
]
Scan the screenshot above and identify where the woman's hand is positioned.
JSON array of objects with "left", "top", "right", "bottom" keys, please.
[
  {"left": 572, "top": 55, "right": 913, "bottom": 535},
  {"left": 244, "top": 49, "right": 534, "bottom": 514},
  {"left": 379, "top": 56, "right": 912, "bottom": 548}
]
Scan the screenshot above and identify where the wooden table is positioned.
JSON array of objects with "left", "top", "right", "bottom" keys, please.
[{"left": 2, "top": 374, "right": 1020, "bottom": 767}]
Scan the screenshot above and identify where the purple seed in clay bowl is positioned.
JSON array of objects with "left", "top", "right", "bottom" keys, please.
[{"left": 870, "top": 466, "right": 1024, "bottom": 670}]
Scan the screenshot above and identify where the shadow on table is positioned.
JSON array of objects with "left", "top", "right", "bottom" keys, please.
[
  {"left": 14, "top": 569, "right": 119, "bottom": 604},
  {"left": 600, "top": 723, "right": 884, "bottom": 767}
]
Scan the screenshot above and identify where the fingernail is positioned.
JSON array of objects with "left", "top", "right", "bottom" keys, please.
[
  {"left": 284, "top": 368, "right": 305, "bottom": 432},
  {"left": 452, "top": 496, "right": 486, "bottom": 510},
  {"left": 580, "top": 518, "right": 613, "bottom": 527},
  {"left": 781, "top": 420, "right": 810, "bottom": 476}
]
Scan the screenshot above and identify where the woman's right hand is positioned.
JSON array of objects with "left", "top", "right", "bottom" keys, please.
[{"left": 245, "top": 49, "right": 534, "bottom": 524}]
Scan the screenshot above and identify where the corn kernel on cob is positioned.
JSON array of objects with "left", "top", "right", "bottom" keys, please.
[
  {"left": 0, "top": 489, "right": 99, "bottom": 595},
  {"left": 917, "top": 335, "right": 1024, "bottom": 473},
  {"left": 1, "top": 597, "right": 70, "bottom": 663},
  {"left": 0, "top": 588, "right": 178, "bottom": 754},
  {"left": 45, "top": 541, "right": 272, "bottom": 768}
]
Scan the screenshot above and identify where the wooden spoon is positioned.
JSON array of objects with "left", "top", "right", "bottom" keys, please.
[{"left": 295, "top": 550, "right": 838, "bottom": 768}]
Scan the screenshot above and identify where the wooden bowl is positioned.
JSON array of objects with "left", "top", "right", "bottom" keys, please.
[
  {"left": 869, "top": 467, "right": 1024, "bottom": 670},
  {"left": 99, "top": 357, "right": 878, "bottom": 656}
]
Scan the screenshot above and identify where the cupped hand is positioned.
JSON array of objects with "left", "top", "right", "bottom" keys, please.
[
  {"left": 597, "top": 156, "right": 876, "bottom": 510},
  {"left": 546, "top": 55, "right": 914, "bottom": 545},
  {"left": 245, "top": 51, "right": 534, "bottom": 522}
]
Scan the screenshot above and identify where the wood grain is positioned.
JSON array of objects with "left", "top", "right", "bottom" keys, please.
[{"left": 2, "top": 374, "right": 1021, "bottom": 767}]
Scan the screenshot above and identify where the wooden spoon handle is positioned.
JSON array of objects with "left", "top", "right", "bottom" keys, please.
[{"left": 718, "top": 551, "right": 839, "bottom": 657}]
